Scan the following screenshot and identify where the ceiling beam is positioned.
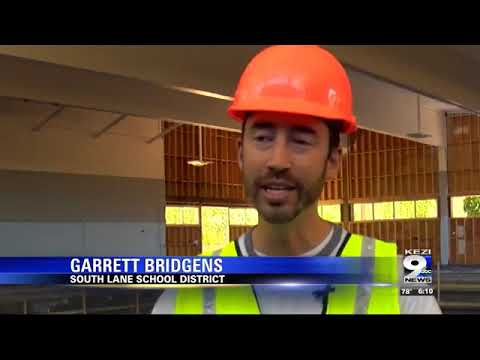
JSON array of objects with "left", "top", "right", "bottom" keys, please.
[
  {"left": 146, "top": 123, "right": 182, "bottom": 144},
  {"left": 93, "top": 114, "right": 128, "bottom": 139},
  {"left": 32, "top": 105, "right": 65, "bottom": 132}
]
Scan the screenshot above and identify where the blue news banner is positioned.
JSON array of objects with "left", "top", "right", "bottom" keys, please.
[{"left": 0, "top": 256, "right": 400, "bottom": 287}]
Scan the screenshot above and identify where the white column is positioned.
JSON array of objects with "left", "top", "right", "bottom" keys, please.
[{"left": 438, "top": 146, "right": 449, "bottom": 265}]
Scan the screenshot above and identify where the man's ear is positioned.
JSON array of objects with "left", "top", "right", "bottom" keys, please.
[
  {"left": 325, "top": 147, "right": 341, "bottom": 180},
  {"left": 237, "top": 137, "right": 244, "bottom": 172}
]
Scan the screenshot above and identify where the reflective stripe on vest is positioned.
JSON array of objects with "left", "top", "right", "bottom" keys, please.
[
  {"left": 325, "top": 235, "right": 400, "bottom": 314},
  {"left": 368, "top": 239, "right": 400, "bottom": 314},
  {"left": 175, "top": 244, "right": 260, "bottom": 315},
  {"left": 174, "top": 235, "right": 400, "bottom": 314}
]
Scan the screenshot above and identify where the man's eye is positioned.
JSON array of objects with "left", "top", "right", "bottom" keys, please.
[
  {"left": 293, "top": 138, "right": 312, "bottom": 146},
  {"left": 255, "top": 135, "right": 273, "bottom": 142}
]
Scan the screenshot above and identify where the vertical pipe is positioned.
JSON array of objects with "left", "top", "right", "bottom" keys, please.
[
  {"left": 199, "top": 126, "right": 203, "bottom": 162},
  {"left": 439, "top": 144, "right": 450, "bottom": 265}
]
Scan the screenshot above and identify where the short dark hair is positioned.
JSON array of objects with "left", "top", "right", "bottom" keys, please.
[{"left": 241, "top": 118, "right": 342, "bottom": 156}]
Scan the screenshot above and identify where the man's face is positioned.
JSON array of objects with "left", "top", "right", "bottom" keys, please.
[{"left": 238, "top": 113, "right": 341, "bottom": 224}]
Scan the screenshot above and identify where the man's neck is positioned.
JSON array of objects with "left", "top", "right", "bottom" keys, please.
[{"left": 252, "top": 207, "right": 333, "bottom": 256}]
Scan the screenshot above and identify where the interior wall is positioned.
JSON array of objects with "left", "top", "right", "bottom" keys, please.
[
  {"left": 164, "top": 122, "right": 246, "bottom": 205},
  {"left": 0, "top": 106, "right": 167, "bottom": 256},
  {"left": 447, "top": 114, "right": 480, "bottom": 264},
  {"left": 348, "top": 129, "right": 439, "bottom": 202},
  {"left": 348, "top": 70, "right": 447, "bottom": 147},
  {"left": 0, "top": 104, "right": 165, "bottom": 179},
  {"left": 0, "top": 170, "right": 166, "bottom": 256},
  {"left": 447, "top": 114, "right": 480, "bottom": 195}
]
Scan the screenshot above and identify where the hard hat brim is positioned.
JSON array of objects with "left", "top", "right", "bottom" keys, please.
[{"left": 228, "top": 97, "right": 357, "bottom": 134}]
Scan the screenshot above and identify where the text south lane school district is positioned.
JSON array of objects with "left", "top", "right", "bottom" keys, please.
[
  {"left": 70, "top": 257, "right": 223, "bottom": 274},
  {"left": 69, "top": 274, "right": 226, "bottom": 285}
]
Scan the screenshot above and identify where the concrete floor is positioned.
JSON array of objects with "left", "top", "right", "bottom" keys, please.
[{"left": 435, "top": 267, "right": 480, "bottom": 314}]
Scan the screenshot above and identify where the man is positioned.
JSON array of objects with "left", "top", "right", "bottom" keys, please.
[{"left": 153, "top": 45, "right": 441, "bottom": 314}]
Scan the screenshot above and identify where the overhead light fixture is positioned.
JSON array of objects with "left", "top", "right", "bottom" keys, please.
[
  {"left": 188, "top": 126, "right": 212, "bottom": 167},
  {"left": 170, "top": 86, "right": 233, "bottom": 101},
  {"left": 187, "top": 160, "right": 211, "bottom": 167},
  {"left": 407, "top": 95, "right": 432, "bottom": 139}
]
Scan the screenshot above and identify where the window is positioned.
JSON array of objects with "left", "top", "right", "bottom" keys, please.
[
  {"left": 415, "top": 199, "right": 438, "bottom": 219},
  {"left": 165, "top": 206, "right": 199, "bottom": 225},
  {"left": 167, "top": 205, "right": 258, "bottom": 253},
  {"left": 374, "top": 202, "right": 394, "bottom": 220},
  {"left": 201, "top": 207, "right": 230, "bottom": 253},
  {"left": 394, "top": 201, "right": 415, "bottom": 219},
  {"left": 353, "top": 203, "right": 373, "bottom": 222},
  {"left": 452, "top": 196, "right": 468, "bottom": 218},
  {"left": 244, "top": 208, "right": 259, "bottom": 225},
  {"left": 317, "top": 204, "right": 342, "bottom": 223},
  {"left": 229, "top": 208, "right": 246, "bottom": 226},
  {"left": 451, "top": 195, "right": 480, "bottom": 218},
  {"left": 352, "top": 199, "right": 438, "bottom": 222},
  {"left": 182, "top": 207, "right": 200, "bottom": 225},
  {"left": 229, "top": 208, "right": 259, "bottom": 226},
  {"left": 165, "top": 207, "right": 182, "bottom": 225}
]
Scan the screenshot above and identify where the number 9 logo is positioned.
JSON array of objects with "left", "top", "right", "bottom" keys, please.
[{"left": 403, "top": 255, "right": 426, "bottom": 278}]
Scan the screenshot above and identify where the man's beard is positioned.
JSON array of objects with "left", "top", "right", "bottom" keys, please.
[{"left": 243, "top": 163, "right": 328, "bottom": 224}]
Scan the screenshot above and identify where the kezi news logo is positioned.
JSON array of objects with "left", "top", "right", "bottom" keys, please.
[{"left": 403, "top": 249, "right": 432, "bottom": 284}]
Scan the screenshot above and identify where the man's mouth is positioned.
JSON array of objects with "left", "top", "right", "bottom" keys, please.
[
  {"left": 260, "top": 183, "right": 296, "bottom": 203},
  {"left": 262, "top": 185, "right": 295, "bottom": 191}
]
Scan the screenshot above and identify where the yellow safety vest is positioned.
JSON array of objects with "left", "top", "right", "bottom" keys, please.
[{"left": 174, "top": 234, "right": 400, "bottom": 314}]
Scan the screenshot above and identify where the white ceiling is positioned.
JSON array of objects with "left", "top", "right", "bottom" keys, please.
[
  {"left": 0, "top": 97, "right": 162, "bottom": 141},
  {"left": 422, "top": 97, "right": 461, "bottom": 112},
  {"left": 0, "top": 45, "right": 477, "bottom": 113},
  {"left": 0, "top": 45, "right": 475, "bottom": 147}
]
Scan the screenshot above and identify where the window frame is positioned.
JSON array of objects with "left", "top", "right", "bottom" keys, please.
[
  {"left": 352, "top": 198, "right": 439, "bottom": 222},
  {"left": 165, "top": 206, "right": 201, "bottom": 226},
  {"left": 450, "top": 195, "right": 480, "bottom": 219},
  {"left": 317, "top": 202, "right": 343, "bottom": 224}
]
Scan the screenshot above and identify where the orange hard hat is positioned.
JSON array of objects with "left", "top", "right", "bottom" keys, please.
[{"left": 228, "top": 45, "right": 357, "bottom": 134}]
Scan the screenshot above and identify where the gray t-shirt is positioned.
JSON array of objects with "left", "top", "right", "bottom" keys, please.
[{"left": 152, "top": 225, "right": 442, "bottom": 314}]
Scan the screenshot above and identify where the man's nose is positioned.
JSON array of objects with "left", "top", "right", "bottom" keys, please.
[{"left": 266, "top": 138, "right": 292, "bottom": 174}]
